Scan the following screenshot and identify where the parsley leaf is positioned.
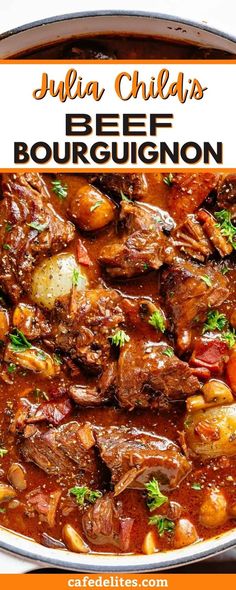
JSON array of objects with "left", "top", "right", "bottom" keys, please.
[
  {"left": 0, "top": 448, "right": 8, "bottom": 458},
  {"left": 163, "top": 347, "right": 174, "bottom": 357},
  {"left": 9, "top": 329, "right": 32, "bottom": 352},
  {"left": 7, "top": 363, "right": 17, "bottom": 374},
  {"left": 51, "top": 180, "right": 68, "bottom": 200},
  {"left": 221, "top": 329, "right": 236, "bottom": 348},
  {"left": 90, "top": 200, "right": 103, "bottom": 212},
  {"left": 72, "top": 268, "right": 85, "bottom": 287},
  {"left": 215, "top": 209, "right": 236, "bottom": 248},
  {"left": 220, "top": 265, "right": 230, "bottom": 275},
  {"left": 27, "top": 221, "right": 49, "bottom": 233},
  {"left": 69, "top": 486, "right": 102, "bottom": 506},
  {"left": 149, "top": 310, "right": 165, "bottom": 333},
  {"left": 200, "top": 275, "right": 212, "bottom": 288},
  {"left": 191, "top": 483, "right": 202, "bottom": 491},
  {"left": 0, "top": 507, "right": 6, "bottom": 513},
  {"left": 110, "top": 330, "right": 130, "bottom": 348},
  {"left": 149, "top": 515, "right": 175, "bottom": 536},
  {"left": 202, "top": 310, "right": 228, "bottom": 334},
  {"left": 145, "top": 478, "right": 168, "bottom": 512},
  {"left": 163, "top": 173, "right": 174, "bottom": 187}
]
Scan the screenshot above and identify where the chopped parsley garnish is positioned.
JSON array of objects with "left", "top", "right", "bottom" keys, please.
[
  {"left": 191, "top": 483, "right": 202, "bottom": 491},
  {"left": 51, "top": 180, "right": 68, "bottom": 200},
  {"left": 220, "top": 265, "right": 230, "bottom": 275},
  {"left": 200, "top": 275, "right": 212, "bottom": 288},
  {"left": 5, "top": 222, "right": 13, "bottom": 232},
  {"left": 0, "top": 507, "right": 6, "bottom": 513},
  {"left": 145, "top": 478, "right": 168, "bottom": 512},
  {"left": 202, "top": 310, "right": 228, "bottom": 334},
  {"left": 149, "top": 515, "right": 175, "bottom": 536},
  {"left": 163, "top": 347, "right": 174, "bottom": 357},
  {"left": 69, "top": 486, "right": 102, "bottom": 506},
  {"left": 90, "top": 200, "right": 103, "bottom": 212},
  {"left": 3, "top": 244, "right": 11, "bottom": 250},
  {"left": 110, "top": 329, "right": 130, "bottom": 348},
  {"left": 9, "top": 329, "right": 32, "bottom": 352},
  {"left": 163, "top": 173, "right": 174, "bottom": 187},
  {"left": 27, "top": 221, "right": 49, "bottom": 233},
  {"left": 120, "top": 191, "right": 131, "bottom": 202},
  {"left": 149, "top": 310, "right": 165, "bottom": 333},
  {"left": 143, "top": 263, "right": 149, "bottom": 271},
  {"left": 0, "top": 448, "right": 8, "bottom": 458},
  {"left": 72, "top": 268, "right": 84, "bottom": 287},
  {"left": 221, "top": 329, "right": 236, "bottom": 348},
  {"left": 215, "top": 209, "right": 236, "bottom": 248},
  {"left": 7, "top": 363, "right": 17, "bottom": 374}
]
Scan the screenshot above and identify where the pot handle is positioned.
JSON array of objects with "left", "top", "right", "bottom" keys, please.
[{"left": 0, "top": 549, "right": 40, "bottom": 573}]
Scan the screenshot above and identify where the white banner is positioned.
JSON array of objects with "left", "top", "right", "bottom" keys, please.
[{"left": 0, "top": 61, "right": 234, "bottom": 170}]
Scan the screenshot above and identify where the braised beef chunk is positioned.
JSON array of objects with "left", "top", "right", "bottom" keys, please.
[
  {"left": 197, "top": 210, "right": 233, "bottom": 257},
  {"left": 82, "top": 493, "right": 134, "bottom": 551},
  {"left": 52, "top": 288, "right": 126, "bottom": 374},
  {"left": 217, "top": 175, "right": 236, "bottom": 212},
  {"left": 116, "top": 340, "right": 199, "bottom": 409},
  {"left": 166, "top": 173, "right": 219, "bottom": 223},
  {"left": 21, "top": 427, "right": 76, "bottom": 475},
  {"left": 89, "top": 173, "right": 148, "bottom": 199},
  {"left": 69, "top": 363, "right": 116, "bottom": 406},
  {"left": 21, "top": 421, "right": 96, "bottom": 476},
  {"left": 173, "top": 214, "right": 214, "bottom": 262},
  {"left": 0, "top": 173, "right": 75, "bottom": 301},
  {"left": 99, "top": 201, "right": 174, "bottom": 278},
  {"left": 96, "top": 427, "right": 191, "bottom": 494},
  {"left": 161, "top": 261, "right": 229, "bottom": 353}
]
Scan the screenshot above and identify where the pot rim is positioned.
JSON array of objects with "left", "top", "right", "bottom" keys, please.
[
  {"left": 1, "top": 525, "right": 236, "bottom": 572},
  {"left": 0, "top": 9, "right": 236, "bottom": 46}
]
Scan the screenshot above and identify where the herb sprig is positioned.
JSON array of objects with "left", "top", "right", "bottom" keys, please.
[
  {"left": 69, "top": 486, "right": 102, "bottom": 506},
  {"left": 149, "top": 515, "right": 175, "bottom": 536},
  {"left": 9, "top": 329, "right": 32, "bottom": 352},
  {"left": 145, "top": 478, "right": 168, "bottom": 512},
  {"left": 149, "top": 310, "right": 165, "bottom": 333},
  {"left": 163, "top": 173, "right": 174, "bottom": 187},
  {"left": 51, "top": 180, "right": 68, "bottom": 200},
  {"left": 0, "top": 448, "right": 8, "bottom": 458},
  {"left": 202, "top": 310, "right": 228, "bottom": 334},
  {"left": 215, "top": 209, "right": 236, "bottom": 248},
  {"left": 110, "top": 330, "right": 130, "bottom": 348}
]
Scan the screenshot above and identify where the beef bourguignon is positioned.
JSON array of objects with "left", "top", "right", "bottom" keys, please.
[{"left": 0, "top": 170, "right": 236, "bottom": 555}]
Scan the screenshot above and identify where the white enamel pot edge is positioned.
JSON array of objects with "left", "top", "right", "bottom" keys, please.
[
  {"left": 1, "top": 524, "right": 236, "bottom": 573},
  {"left": 0, "top": 8, "right": 236, "bottom": 573},
  {"left": 0, "top": 10, "right": 236, "bottom": 58}
]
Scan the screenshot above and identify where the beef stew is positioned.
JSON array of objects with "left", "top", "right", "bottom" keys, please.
[{"left": 0, "top": 170, "right": 236, "bottom": 556}]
